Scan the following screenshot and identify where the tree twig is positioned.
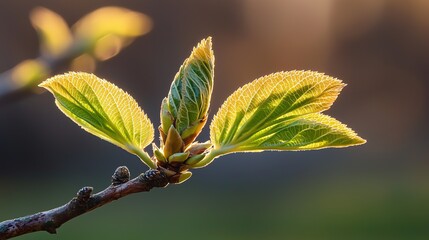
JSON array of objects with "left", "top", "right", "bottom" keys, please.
[{"left": 0, "top": 166, "right": 169, "bottom": 240}]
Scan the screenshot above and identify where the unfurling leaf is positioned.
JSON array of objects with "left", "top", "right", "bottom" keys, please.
[
  {"left": 39, "top": 72, "right": 156, "bottom": 168},
  {"left": 161, "top": 37, "right": 214, "bottom": 146},
  {"left": 154, "top": 38, "right": 215, "bottom": 179},
  {"left": 199, "top": 71, "right": 365, "bottom": 167},
  {"left": 30, "top": 7, "right": 72, "bottom": 57}
]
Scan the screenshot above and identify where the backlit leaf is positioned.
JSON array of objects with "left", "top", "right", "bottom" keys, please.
[
  {"left": 39, "top": 72, "right": 155, "bottom": 166},
  {"left": 210, "top": 70, "right": 365, "bottom": 153},
  {"left": 235, "top": 113, "right": 366, "bottom": 152},
  {"left": 162, "top": 37, "right": 214, "bottom": 142}
]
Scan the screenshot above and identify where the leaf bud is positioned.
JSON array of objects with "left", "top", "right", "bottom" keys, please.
[
  {"left": 170, "top": 171, "right": 192, "bottom": 184},
  {"left": 185, "top": 154, "right": 205, "bottom": 166},
  {"left": 160, "top": 97, "right": 174, "bottom": 141},
  {"left": 181, "top": 116, "right": 208, "bottom": 147},
  {"left": 168, "top": 152, "right": 190, "bottom": 163},
  {"left": 185, "top": 141, "right": 213, "bottom": 155},
  {"left": 163, "top": 125, "right": 184, "bottom": 158},
  {"left": 152, "top": 143, "right": 167, "bottom": 162}
]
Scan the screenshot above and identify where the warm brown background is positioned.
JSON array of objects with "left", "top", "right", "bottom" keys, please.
[{"left": 1, "top": 0, "right": 428, "bottom": 239}]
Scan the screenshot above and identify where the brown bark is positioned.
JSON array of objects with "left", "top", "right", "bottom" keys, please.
[{"left": 0, "top": 167, "right": 169, "bottom": 240}]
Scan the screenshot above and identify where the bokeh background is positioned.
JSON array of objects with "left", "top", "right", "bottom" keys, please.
[{"left": 1, "top": 0, "right": 428, "bottom": 239}]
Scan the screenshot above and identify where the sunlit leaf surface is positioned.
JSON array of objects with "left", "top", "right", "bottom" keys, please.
[
  {"left": 40, "top": 72, "right": 154, "bottom": 155},
  {"left": 210, "top": 71, "right": 365, "bottom": 153},
  {"left": 166, "top": 37, "right": 214, "bottom": 135},
  {"left": 236, "top": 113, "right": 365, "bottom": 151}
]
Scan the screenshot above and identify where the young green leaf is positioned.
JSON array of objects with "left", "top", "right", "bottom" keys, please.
[
  {"left": 232, "top": 113, "right": 365, "bottom": 152},
  {"left": 161, "top": 37, "right": 214, "bottom": 146},
  {"left": 201, "top": 71, "right": 365, "bottom": 166},
  {"left": 39, "top": 72, "right": 156, "bottom": 168}
]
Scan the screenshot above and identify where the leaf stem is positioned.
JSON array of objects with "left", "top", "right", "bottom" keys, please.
[
  {"left": 192, "top": 146, "right": 233, "bottom": 168},
  {"left": 128, "top": 146, "right": 156, "bottom": 169}
]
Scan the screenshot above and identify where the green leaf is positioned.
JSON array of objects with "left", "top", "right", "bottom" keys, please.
[
  {"left": 163, "top": 37, "right": 214, "bottom": 141},
  {"left": 40, "top": 72, "right": 156, "bottom": 168},
  {"left": 235, "top": 113, "right": 366, "bottom": 152},
  {"left": 210, "top": 70, "right": 365, "bottom": 153}
]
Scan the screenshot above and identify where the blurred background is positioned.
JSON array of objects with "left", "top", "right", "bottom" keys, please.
[{"left": 0, "top": 0, "right": 428, "bottom": 239}]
